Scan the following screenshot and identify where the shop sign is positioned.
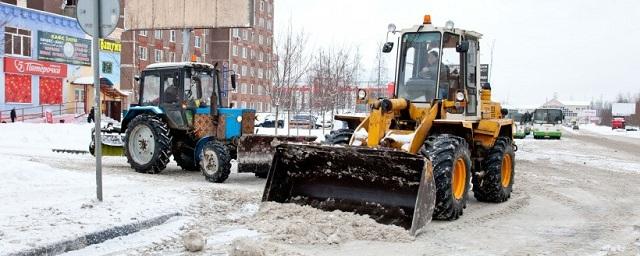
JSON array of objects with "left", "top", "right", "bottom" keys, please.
[
  {"left": 38, "top": 31, "right": 92, "bottom": 66},
  {"left": 4, "top": 56, "right": 68, "bottom": 78}
]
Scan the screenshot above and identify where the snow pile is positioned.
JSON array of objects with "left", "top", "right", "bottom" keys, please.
[
  {"left": 246, "top": 202, "right": 414, "bottom": 245},
  {"left": 0, "top": 122, "right": 93, "bottom": 152}
]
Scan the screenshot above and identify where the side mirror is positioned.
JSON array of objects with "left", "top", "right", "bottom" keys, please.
[
  {"left": 231, "top": 74, "right": 237, "bottom": 90},
  {"left": 134, "top": 75, "right": 140, "bottom": 82},
  {"left": 382, "top": 42, "right": 394, "bottom": 53},
  {"left": 456, "top": 40, "right": 470, "bottom": 53}
]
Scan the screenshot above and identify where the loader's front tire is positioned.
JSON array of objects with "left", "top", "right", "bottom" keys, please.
[
  {"left": 420, "top": 134, "right": 471, "bottom": 220},
  {"left": 324, "top": 129, "right": 354, "bottom": 145},
  {"left": 199, "top": 140, "right": 231, "bottom": 183},
  {"left": 124, "top": 114, "right": 172, "bottom": 174},
  {"left": 473, "top": 137, "right": 515, "bottom": 202}
]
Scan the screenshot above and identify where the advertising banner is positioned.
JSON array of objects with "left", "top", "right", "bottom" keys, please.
[{"left": 38, "top": 31, "right": 91, "bottom": 66}]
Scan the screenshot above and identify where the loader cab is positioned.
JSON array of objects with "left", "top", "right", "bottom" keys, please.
[
  {"left": 392, "top": 24, "right": 482, "bottom": 120},
  {"left": 137, "top": 62, "right": 218, "bottom": 130}
]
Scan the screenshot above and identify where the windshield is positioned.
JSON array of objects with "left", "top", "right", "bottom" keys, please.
[
  {"left": 184, "top": 70, "right": 214, "bottom": 106},
  {"left": 507, "top": 111, "right": 523, "bottom": 122},
  {"left": 533, "top": 109, "right": 564, "bottom": 124},
  {"left": 397, "top": 32, "right": 442, "bottom": 102}
]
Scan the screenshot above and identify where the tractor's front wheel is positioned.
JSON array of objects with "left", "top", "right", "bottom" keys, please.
[
  {"left": 199, "top": 140, "right": 232, "bottom": 183},
  {"left": 473, "top": 137, "right": 515, "bottom": 202},
  {"left": 420, "top": 134, "right": 471, "bottom": 220},
  {"left": 124, "top": 114, "right": 172, "bottom": 174}
]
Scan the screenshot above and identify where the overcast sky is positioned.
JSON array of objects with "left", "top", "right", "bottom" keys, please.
[{"left": 274, "top": 0, "right": 640, "bottom": 106}]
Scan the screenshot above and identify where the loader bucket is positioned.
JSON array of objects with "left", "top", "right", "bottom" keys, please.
[
  {"left": 237, "top": 134, "right": 317, "bottom": 176},
  {"left": 263, "top": 143, "right": 436, "bottom": 235}
]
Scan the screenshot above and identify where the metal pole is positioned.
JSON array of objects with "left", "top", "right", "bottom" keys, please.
[{"left": 93, "top": 0, "right": 103, "bottom": 201}]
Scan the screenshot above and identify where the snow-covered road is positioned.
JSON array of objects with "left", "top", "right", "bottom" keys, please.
[{"left": 0, "top": 123, "right": 639, "bottom": 255}]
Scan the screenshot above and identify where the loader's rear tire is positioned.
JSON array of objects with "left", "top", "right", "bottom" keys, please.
[
  {"left": 171, "top": 133, "right": 198, "bottom": 172},
  {"left": 199, "top": 140, "right": 231, "bottom": 183},
  {"left": 473, "top": 137, "right": 515, "bottom": 202},
  {"left": 324, "top": 129, "right": 354, "bottom": 145},
  {"left": 420, "top": 134, "right": 471, "bottom": 220},
  {"left": 124, "top": 114, "right": 172, "bottom": 174}
]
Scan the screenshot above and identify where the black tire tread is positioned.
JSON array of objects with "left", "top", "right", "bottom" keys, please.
[
  {"left": 124, "top": 114, "right": 172, "bottom": 174},
  {"left": 200, "top": 140, "right": 232, "bottom": 183},
  {"left": 420, "top": 134, "right": 471, "bottom": 221},
  {"left": 324, "top": 129, "right": 354, "bottom": 145},
  {"left": 472, "top": 136, "right": 515, "bottom": 202},
  {"left": 171, "top": 133, "right": 198, "bottom": 172}
]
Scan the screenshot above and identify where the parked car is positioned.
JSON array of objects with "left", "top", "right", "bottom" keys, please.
[
  {"left": 289, "top": 114, "right": 317, "bottom": 129},
  {"left": 315, "top": 118, "right": 333, "bottom": 129},
  {"left": 256, "top": 114, "right": 284, "bottom": 128}
]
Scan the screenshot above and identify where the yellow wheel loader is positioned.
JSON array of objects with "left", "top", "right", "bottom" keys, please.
[{"left": 262, "top": 15, "right": 516, "bottom": 235}]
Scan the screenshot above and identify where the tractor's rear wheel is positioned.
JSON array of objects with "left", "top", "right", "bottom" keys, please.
[
  {"left": 324, "top": 129, "right": 354, "bottom": 145},
  {"left": 199, "top": 140, "right": 232, "bottom": 183},
  {"left": 124, "top": 114, "right": 172, "bottom": 174},
  {"left": 473, "top": 137, "right": 515, "bottom": 202},
  {"left": 171, "top": 133, "right": 198, "bottom": 172},
  {"left": 420, "top": 134, "right": 471, "bottom": 220}
]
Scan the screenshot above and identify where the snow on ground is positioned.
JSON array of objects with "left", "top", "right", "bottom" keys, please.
[
  {"left": 255, "top": 127, "right": 331, "bottom": 142},
  {"left": 578, "top": 123, "right": 640, "bottom": 139},
  {"left": 516, "top": 135, "right": 640, "bottom": 174},
  {"left": 0, "top": 123, "right": 194, "bottom": 254}
]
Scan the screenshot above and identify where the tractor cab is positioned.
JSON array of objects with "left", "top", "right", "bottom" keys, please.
[
  {"left": 388, "top": 16, "right": 483, "bottom": 121},
  {"left": 136, "top": 62, "right": 226, "bottom": 130}
]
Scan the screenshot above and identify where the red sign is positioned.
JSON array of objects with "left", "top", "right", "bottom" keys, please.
[{"left": 4, "top": 57, "right": 67, "bottom": 78}]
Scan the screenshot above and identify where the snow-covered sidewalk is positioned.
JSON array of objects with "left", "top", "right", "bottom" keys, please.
[{"left": 0, "top": 123, "right": 194, "bottom": 254}]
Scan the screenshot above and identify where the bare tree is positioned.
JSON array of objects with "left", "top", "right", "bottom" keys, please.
[
  {"left": 373, "top": 41, "right": 388, "bottom": 87},
  {"left": 267, "top": 21, "right": 309, "bottom": 135}
]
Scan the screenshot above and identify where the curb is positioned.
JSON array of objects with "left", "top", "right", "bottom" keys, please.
[{"left": 6, "top": 212, "right": 181, "bottom": 256}]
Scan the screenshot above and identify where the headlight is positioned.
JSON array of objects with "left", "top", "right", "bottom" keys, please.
[
  {"left": 455, "top": 92, "right": 465, "bottom": 101},
  {"left": 236, "top": 116, "right": 243, "bottom": 123}
]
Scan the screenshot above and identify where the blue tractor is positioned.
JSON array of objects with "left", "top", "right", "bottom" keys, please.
[{"left": 121, "top": 62, "right": 256, "bottom": 182}]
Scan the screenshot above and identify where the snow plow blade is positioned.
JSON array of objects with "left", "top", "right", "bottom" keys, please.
[
  {"left": 262, "top": 144, "right": 436, "bottom": 235},
  {"left": 237, "top": 134, "right": 317, "bottom": 176}
]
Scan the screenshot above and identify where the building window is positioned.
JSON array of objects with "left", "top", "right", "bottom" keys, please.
[
  {"left": 260, "top": 1, "right": 264, "bottom": 11},
  {"left": 259, "top": 18, "right": 265, "bottom": 28},
  {"left": 66, "top": 0, "right": 78, "bottom": 6},
  {"left": 251, "top": 49, "right": 255, "bottom": 60},
  {"left": 138, "top": 46, "right": 148, "bottom": 60},
  {"left": 267, "top": 36, "right": 271, "bottom": 46},
  {"left": 154, "top": 49, "right": 163, "bottom": 62},
  {"left": 4, "top": 27, "right": 31, "bottom": 57},
  {"left": 258, "top": 68, "right": 263, "bottom": 79},
  {"left": 250, "top": 84, "right": 254, "bottom": 94},
  {"left": 102, "top": 61, "right": 113, "bottom": 74},
  {"left": 259, "top": 52, "right": 264, "bottom": 62},
  {"left": 258, "top": 35, "right": 263, "bottom": 45},
  {"left": 242, "top": 47, "right": 247, "bottom": 59},
  {"left": 241, "top": 83, "right": 247, "bottom": 94},
  {"left": 257, "top": 102, "right": 263, "bottom": 112},
  {"left": 194, "top": 36, "right": 201, "bottom": 48},
  {"left": 169, "top": 52, "right": 176, "bottom": 62},
  {"left": 267, "top": 21, "right": 272, "bottom": 31},
  {"left": 232, "top": 45, "right": 238, "bottom": 56},
  {"left": 250, "top": 67, "right": 255, "bottom": 77},
  {"left": 231, "top": 101, "right": 238, "bottom": 108},
  {"left": 242, "top": 30, "right": 248, "bottom": 41},
  {"left": 154, "top": 30, "right": 162, "bottom": 39},
  {"left": 241, "top": 66, "right": 247, "bottom": 76},
  {"left": 232, "top": 64, "right": 238, "bottom": 73},
  {"left": 169, "top": 30, "right": 176, "bottom": 42},
  {"left": 241, "top": 101, "right": 247, "bottom": 108},
  {"left": 4, "top": 74, "right": 31, "bottom": 103},
  {"left": 139, "top": 30, "right": 148, "bottom": 36},
  {"left": 232, "top": 28, "right": 239, "bottom": 38},
  {"left": 74, "top": 89, "right": 84, "bottom": 102}
]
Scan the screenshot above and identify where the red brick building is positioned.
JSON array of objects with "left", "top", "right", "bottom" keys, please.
[{"left": 120, "top": 0, "right": 274, "bottom": 112}]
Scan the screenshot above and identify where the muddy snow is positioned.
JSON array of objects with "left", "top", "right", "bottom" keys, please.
[{"left": 244, "top": 202, "right": 414, "bottom": 245}]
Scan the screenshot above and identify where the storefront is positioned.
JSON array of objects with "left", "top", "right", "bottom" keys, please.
[{"left": 0, "top": 3, "right": 121, "bottom": 116}]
